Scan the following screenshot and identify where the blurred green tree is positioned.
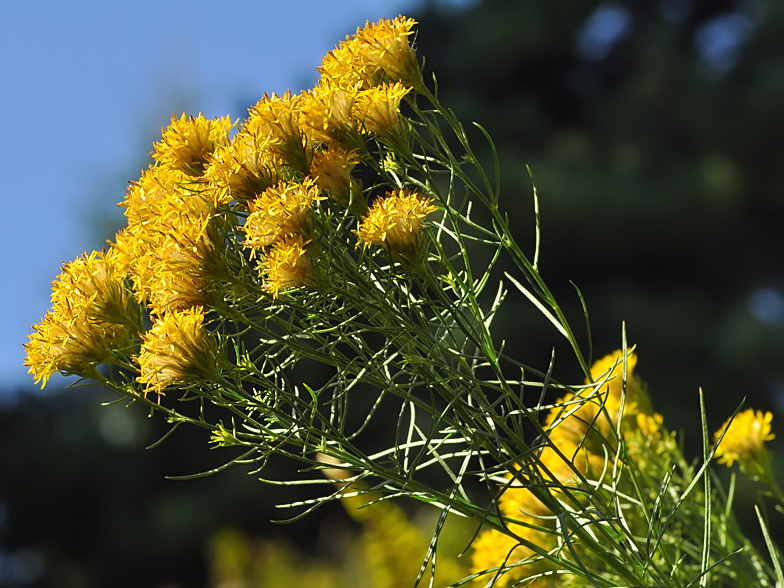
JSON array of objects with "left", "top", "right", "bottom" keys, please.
[{"left": 415, "top": 0, "right": 784, "bottom": 434}]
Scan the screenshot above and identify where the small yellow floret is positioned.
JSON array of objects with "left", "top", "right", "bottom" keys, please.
[
  {"left": 136, "top": 306, "right": 217, "bottom": 398},
  {"left": 587, "top": 349, "right": 651, "bottom": 430},
  {"left": 205, "top": 127, "right": 282, "bottom": 207},
  {"left": 637, "top": 412, "right": 664, "bottom": 438},
  {"left": 470, "top": 530, "right": 529, "bottom": 588},
  {"left": 319, "top": 16, "right": 421, "bottom": 90},
  {"left": 353, "top": 16, "right": 421, "bottom": 88},
  {"left": 357, "top": 188, "right": 436, "bottom": 264},
  {"left": 299, "top": 81, "right": 363, "bottom": 149},
  {"left": 246, "top": 92, "right": 310, "bottom": 174},
  {"left": 120, "top": 166, "right": 212, "bottom": 233},
  {"left": 543, "top": 393, "right": 601, "bottom": 447},
  {"left": 471, "top": 481, "right": 553, "bottom": 587},
  {"left": 538, "top": 440, "right": 604, "bottom": 486},
  {"left": 353, "top": 82, "right": 411, "bottom": 140},
  {"left": 310, "top": 146, "right": 361, "bottom": 206},
  {"left": 142, "top": 216, "right": 221, "bottom": 316},
  {"left": 589, "top": 350, "right": 638, "bottom": 400},
  {"left": 261, "top": 235, "right": 318, "bottom": 298},
  {"left": 242, "top": 179, "right": 322, "bottom": 249},
  {"left": 25, "top": 251, "right": 137, "bottom": 387},
  {"left": 319, "top": 43, "right": 367, "bottom": 91},
  {"left": 152, "top": 113, "right": 232, "bottom": 176},
  {"left": 713, "top": 408, "right": 775, "bottom": 468}
]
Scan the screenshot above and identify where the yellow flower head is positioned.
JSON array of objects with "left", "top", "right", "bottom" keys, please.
[
  {"left": 471, "top": 482, "right": 553, "bottom": 587},
  {"left": 246, "top": 92, "right": 310, "bottom": 174},
  {"left": 205, "top": 127, "right": 282, "bottom": 207},
  {"left": 109, "top": 228, "right": 137, "bottom": 276},
  {"left": 319, "top": 16, "right": 421, "bottom": 90},
  {"left": 498, "top": 481, "right": 549, "bottom": 523},
  {"left": 25, "top": 251, "right": 138, "bottom": 387},
  {"left": 115, "top": 171, "right": 224, "bottom": 313},
  {"left": 120, "top": 166, "right": 213, "bottom": 234},
  {"left": 136, "top": 306, "right": 218, "bottom": 398},
  {"left": 357, "top": 188, "right": 436, "bottom": 265},
  {"left": 60, "top": 251, "right": 128, "bottom": 306},
  {"left": 299, "top": 81, "right": 363, "bottom": 149},
  {"left": 637, "top": 412, "right": 664, "bottom": 439},
  {"left": 590, "top": 350, "right": 638, "bottom": 399},
  {"left": 353, "top": 82, "right": 411, "bottom": 140},
  {"left": 111, "top": 223, "right": 162, "bottom": 308},
  {"left": 261, "top": 235, "right": 319, "bottom": 298},
  {"left": 352, "top": 16, "right": 421, "bottom": 88},
  {"left": 309, "top": 146, "right": 361, "bottom": 207},
  {"left": 713, "top": 408, "right": 775, "bottom": 470},
  {"left": 470, "top": 530, "right": 531, "bottom": 588},
  {"left": 140, "top": 216, "right": 222, "bottom": 316},
  {"left": 242, "top": 179, "right": 322, "bottom": 250},
  {"left": 319, "top": 43, "right": 366, "bottom": 90},
  {"left": 152, "top": 113, "right": 232, "bottom": 177}
]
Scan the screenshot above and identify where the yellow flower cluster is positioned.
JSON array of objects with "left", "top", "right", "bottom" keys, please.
[
  {"left": 152, "top": 113, "right": 232, "bottom": 177},
  {"left": 301, "top": 15, "right": 420, "bottom": 152},
  {"left": 227, "top": 15, "right": 429, "bottom": 293},
  {"left": 26, "top": 110, "right": 232, "bottom": 394},
  {"left": 204, "top": 128, "right": 281, "bottom": 207},
  {"left": 319, "top": 16, "right": 421, "bottom": 90},
  {"left": 357, "top": 188, "right": 437, "bottom": 265},
  {"left": 236, "top": 174, "right": 323, "bottom": 298},
  {"left": 713, "top": 408, "right": 775, "bottom": 470},
  {"left": 471, "top": 483, "right": 553, "bottom": 588},
  {"left": 260, "top": 234, "right": 317, "bottom": 299},
  {"left": 310, "top": 146, "right": 361, "bottom": 207},
  {"left": 242, "top": 179, "right": 322, "bottom": 249},
  {"left": 136, "top": 306, "right": 218, "bottom": 398},
  {"left": 114, "top": 166, "right": 222, "bottom": 316},
  {"left": 471, "top": 350, "right": 664, "bottom": 586},
  {"left": 24, "top": 251, "right": 138, "bottom": 387},
  {"left": 353, "top": 81, "right": 411, "bottom": 143},
  {"left": 26, "top": 15, "right": 433, "bottom": 393},
  {"left": 246, "top": 92, "right": 311, "bottom": 175}
]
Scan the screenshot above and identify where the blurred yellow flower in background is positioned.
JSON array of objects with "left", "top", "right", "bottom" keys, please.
[{"left": 714, "top": 408, "right": 775, "bottom": 472}]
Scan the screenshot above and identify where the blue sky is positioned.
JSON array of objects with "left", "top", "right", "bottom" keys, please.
[{"left": 0, "top": 0, "right": 465, "bottom": 392}]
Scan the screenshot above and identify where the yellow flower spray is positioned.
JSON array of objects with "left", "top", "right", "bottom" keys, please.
[{"left": 25, "top": 15, "right": 784, "bottom": 588}]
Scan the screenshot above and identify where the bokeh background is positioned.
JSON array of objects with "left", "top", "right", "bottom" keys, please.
[{"left": 2, "top": 0, "right": 783, "bottom": 586}]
